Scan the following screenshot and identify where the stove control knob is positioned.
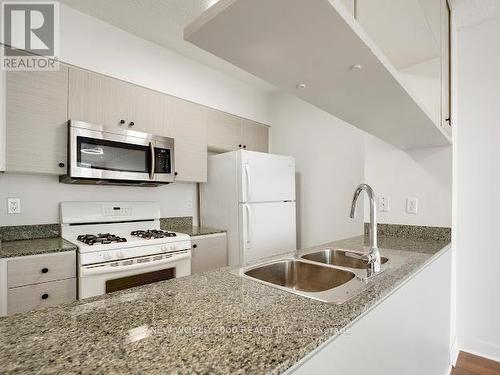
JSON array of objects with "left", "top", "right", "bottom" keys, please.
[
  {"left": 116, "top": 251, "right": 125, "bottom": 259},
  {"left": 103, "top": 253, "right": 112, "bottom": 261},
  {"left": 169, "top": 245, "right": 176, "bottom": 251}
]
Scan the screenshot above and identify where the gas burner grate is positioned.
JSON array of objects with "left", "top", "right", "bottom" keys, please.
[
  {"left": 77, "top": 233, "right": 127, "bottom": 246},
  {"left": 130, "top": 229, "right": 177, "bottom": 239}
]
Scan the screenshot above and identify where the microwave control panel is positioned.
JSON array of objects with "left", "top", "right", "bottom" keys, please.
[{"left": 154, "top": 148, "right": 171, "bottom": 174}]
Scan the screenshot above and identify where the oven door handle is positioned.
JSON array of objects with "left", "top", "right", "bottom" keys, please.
[
  {"left": 149, "top": 142, "right": 155, "bottom": 180},
  {"left": 80, "top": 252, "right": 190, "bottom": 276}
]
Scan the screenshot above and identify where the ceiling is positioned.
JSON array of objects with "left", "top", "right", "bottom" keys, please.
[
  {"left": 357, "top": 0, "right": 442, "bottom": 69},
  {"left": 58, "top": 0, "right": 276, "bottom": 91},
  {"left": 59, "top": 0, "right": 446, "bottom": 88}
]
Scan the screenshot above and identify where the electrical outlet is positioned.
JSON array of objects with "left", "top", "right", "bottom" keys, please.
[
  {"left": 406, "top": 197, "right": 418, "bottom": 214},
  {"left": 378, "top": 196, "right": 390, "bottom": 212},
  {"left": 7, "top": 198, "right": 21, "bottom": 214}
]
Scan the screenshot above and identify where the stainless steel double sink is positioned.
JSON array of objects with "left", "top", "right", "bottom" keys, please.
[{"left": 238, "top": 249, "right": 390, "bottom": 304}]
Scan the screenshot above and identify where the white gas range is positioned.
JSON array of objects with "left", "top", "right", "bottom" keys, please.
[{"left": 60, "top": 201, "right": 191, "bottom": 299}]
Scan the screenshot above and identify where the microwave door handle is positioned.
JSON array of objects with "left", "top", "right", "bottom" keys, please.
[{"left": 149, "top": 142, "right": 155, "bottom": 180}]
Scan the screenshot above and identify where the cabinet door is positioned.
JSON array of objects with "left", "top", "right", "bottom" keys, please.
[
  {"left": 69, "top": 67, "right": 171, "bottom": 136},
  {"left": 242, "top": 120, "right": 269, "bottom": 153},
  {"left": 207, "top": 109, "right": 243, "bottom": 152},
  {"left": 191, "top": 233, "right": 228, "bottom": 274},
  {"left": 169, "top": 96, "right": 208, "bottom": 182},
  {"left": 127, "top": 84, "right": 172, "bottom": 137},
  {"left": 6, "top": 65, "right": 69, "bottom": 174},
  {"left": 68, "top": 67, "right": 131, "bottom": 129}
]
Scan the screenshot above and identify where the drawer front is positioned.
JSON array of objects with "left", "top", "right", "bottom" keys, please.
[
  {"left": 7, "top": 278, "right": 76, "bottom": 315},
  {"left": 7, "top": 252, "right": 76, "bottom": 288}
]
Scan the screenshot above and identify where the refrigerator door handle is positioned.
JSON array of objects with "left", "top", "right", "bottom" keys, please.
[
  {"left": 244, "top": 203, "right": 252, "bottom": 250},
  {"left": 244, "top": 164, "right": 252, "bottom": 202}
]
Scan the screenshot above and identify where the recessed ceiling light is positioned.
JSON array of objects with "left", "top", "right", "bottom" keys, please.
[
  {"left": 296, "top": 83, "right": 307, "bottom": 89},
  {"left": 351, "top": 64, "right": 363, "bottom": 71}
]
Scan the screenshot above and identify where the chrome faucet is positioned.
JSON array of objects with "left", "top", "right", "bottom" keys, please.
[{"left": 349, "top": 184, "right": 381, "bottom": 276}]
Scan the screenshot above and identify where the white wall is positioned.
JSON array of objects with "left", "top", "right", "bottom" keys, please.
[
  {"left": 0, "top": 174, "right": 196, "bottom": 226},
  {"left": 1, "top": 5, "right": 274, "bottom": 227},
  {"left": 0, "top": 68, "right": 5, "bottom": 171},
  {"left": 454, "top": 4, "right": 500, "bottom": 361},
  {"left": 364, "top": 134, "right": 452, "bottom": 227},
  {"left": 59, "top": 5, "right": 273, "bottom": 125},
  {"left": 270, "top": 93, "right": 365, "bottom": 248}
]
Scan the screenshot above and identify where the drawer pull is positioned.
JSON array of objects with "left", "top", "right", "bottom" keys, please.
[
  {"left": 41, "top": 293, "right": 49, "bottom": 300},
  {"left": 193, "top": 244, "right": 197, "bottom": 248},
  {"left": 41, "top": 267, "right": 49, "bottom": 274}
]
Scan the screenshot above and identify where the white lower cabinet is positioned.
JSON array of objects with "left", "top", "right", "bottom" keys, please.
[
  {"left": 191, "top": 233, "right": 228, "bottom": 274},
  {"left": 0, "top": 251, "right": 77, "bottom": 316},
  {"left": 7, "top": 279, "right": 76, "bottom": 315}
]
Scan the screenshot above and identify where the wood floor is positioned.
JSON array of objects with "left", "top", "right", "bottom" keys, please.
[{"left": 451, "top": 352, "right": 500, "bottom": 375}]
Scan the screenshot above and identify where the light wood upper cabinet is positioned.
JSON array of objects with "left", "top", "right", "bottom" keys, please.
[
  {"left": 6, "top": 66, "right": 69, "bottom": 174},
  {"left": 241, "top": 119, "right": 269, "bottom": 153},
  {"left": 5, "top": 63, "right": 263, "bottom": 181},
  {"left": 68, "top": 67, "right": 130, "bottom": 128},
  {"left": 207, "top": 111, "right": 269, "bottom": 153},
  {"left": 207, "top": 109, "right": 242, "bottom": 151},
  {"left": 168, "top": 96, "right": 208, "bottom": 182},
  {"left": 68, "top": 67, "right": 171, "bottom": 136}
]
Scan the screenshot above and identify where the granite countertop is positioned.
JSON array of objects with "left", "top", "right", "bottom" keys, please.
[
  {"left": 158, "top": 217, "right": 225, "bottom": 237},
  {"left": 168, "top": 225, "right": 226, "bottom": 237},
  {"left": 0, "top": 234, "right": 450, "bottom": 374},
  {"left": 0, "top": 237, "right": 77, "bottom": 258}
]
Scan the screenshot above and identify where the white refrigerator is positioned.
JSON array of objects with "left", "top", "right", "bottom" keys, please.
[{"left": 201, "top": 150, "right": 296, "bottom": 266}]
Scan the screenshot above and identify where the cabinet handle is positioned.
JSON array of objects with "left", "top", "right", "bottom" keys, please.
[
  {"left": 58, "top": 162, "right": 65, "bottom": 168},
  {"left": 193, "top": 244, "right": 197, "bottom": 248},
  {"left": 119, "top": 119, "right": 125, "bottom": 125},
  {"left": 174, "top": 172, "right": 178, "bottom": 176},
  {"left": 129, "top": 121, "right": 135, "bottom": 127},
  {"left": 41, "top": 293, "right": 49, "bottom": 300},
  {"left": 239, "top": 144, "right": 242, "bottom": 148},
  {"left": 243, "top": 145, "right": 247, "bottom": 149},
  {"left": 41, "top": 267, "right": 49, "bottom": 274}
]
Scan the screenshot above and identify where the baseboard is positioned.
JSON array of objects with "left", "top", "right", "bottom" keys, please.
[
  {"left": 458, "top": 335, "right": 500, "bottom": 362},
  {"left": 450, "top": 338, "right": 459, "bottom": 366}
]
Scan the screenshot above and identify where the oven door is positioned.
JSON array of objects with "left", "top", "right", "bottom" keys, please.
[
  {"left": 78, "top": 250, "right": 190, "bottom": 299},
  {"left": 69, "top": 121, "right": 175, "bottom": 183}
]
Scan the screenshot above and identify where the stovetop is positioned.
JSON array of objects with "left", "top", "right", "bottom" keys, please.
[
  {"left": 77, "top": 230, "right": 178, "bottom": 246},
  {"left": 130, "top": 229, "right": 177, "bottom": 239},
  {"left": 68, "top": 229, "right": 190, "bottom": 254},
  {"left": 77, "top": 233, "right": 128, "bottom": 246}
]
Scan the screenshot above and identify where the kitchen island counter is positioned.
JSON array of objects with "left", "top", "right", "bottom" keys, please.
[{"left": 0, "top": 234, "right": 450, "bottom": 374}]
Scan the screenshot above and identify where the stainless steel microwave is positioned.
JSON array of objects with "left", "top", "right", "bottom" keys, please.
[{"left": 60, "top": 121, "right": 175, "bottom": 186}]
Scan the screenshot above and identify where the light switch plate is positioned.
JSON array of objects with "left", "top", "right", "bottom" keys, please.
[
  {"left": 406, "top": 197, "right": 418, "bottom": 214},
  {"left": 7, "top": 198, "right": 21, "bottom": 214},
  {"left": 378, "top": 196, "right": 390, "bottom": 212}
]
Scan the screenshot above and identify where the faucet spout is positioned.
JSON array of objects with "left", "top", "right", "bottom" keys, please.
[{"left": 349, "top": 184, "right": 381, "bottom": 276}]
